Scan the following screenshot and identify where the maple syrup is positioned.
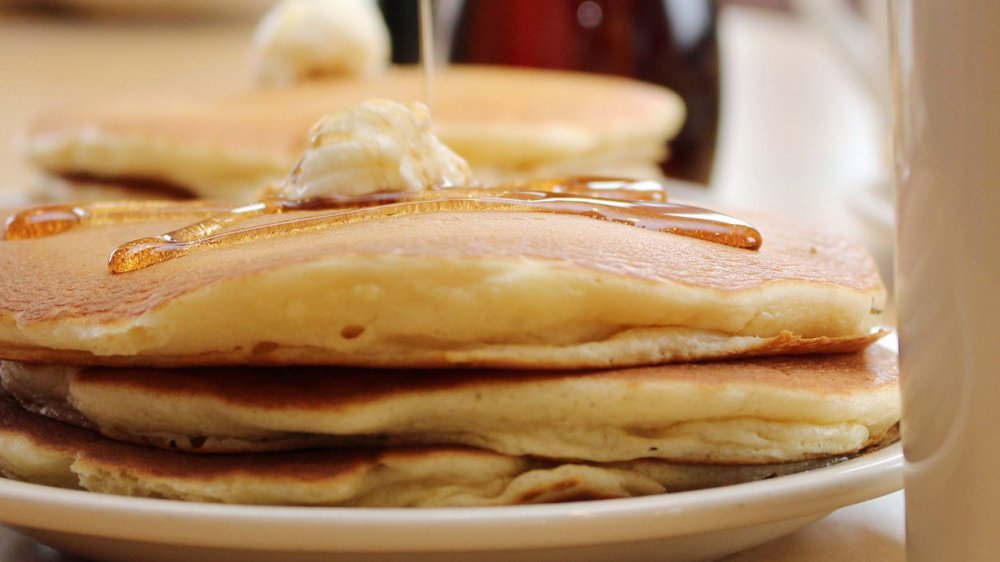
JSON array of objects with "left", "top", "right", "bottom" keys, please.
[
  {"left": 2, "top": 178, "right": 762, "bottom": 274},
  {"left": 105, "top": 178, "right": 759, "bottom": 273},
  {"left": 419, "top": 0, "right": 435, "bottom": 106},
  {"left": 3, "top": 201, "right": 224, "bottom": 241}
]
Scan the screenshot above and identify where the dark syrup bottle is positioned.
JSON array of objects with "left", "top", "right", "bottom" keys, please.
[
  {"left": 378, "top": 0, "right": 422, "bottom": 64},
  {"left": 448, "top": 0, "right": 720, "bottom": 185}
]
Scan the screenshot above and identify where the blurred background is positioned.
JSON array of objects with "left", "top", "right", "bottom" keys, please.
[{"left": 0, "top": 0, "right": 892, "bottom": 291}]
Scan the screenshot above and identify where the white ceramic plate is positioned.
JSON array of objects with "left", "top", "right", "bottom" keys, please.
[{"left": 0, "top": 443, "right": 901, "bottom": 562}]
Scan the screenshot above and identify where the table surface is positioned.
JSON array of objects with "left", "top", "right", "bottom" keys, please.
[{"left": 0, "top": 5, "right": 902, "bottom": 561}]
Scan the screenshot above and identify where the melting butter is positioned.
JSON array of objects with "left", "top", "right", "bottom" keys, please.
[
  {"left": 280, "top": 100, "right": 476, "bottom": 201},
  {"left": 251, "top": 0, "right": 391, "bottom": 86}
]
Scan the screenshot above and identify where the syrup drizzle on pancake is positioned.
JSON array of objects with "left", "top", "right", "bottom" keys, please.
[
  {"left": 2, "top": 200, "right": 226, "bottom": 240},
  {"left": 2, "top": 178, "right": 763, "bottom": 273}
]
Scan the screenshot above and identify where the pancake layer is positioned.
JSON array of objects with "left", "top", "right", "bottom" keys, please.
[
  {"left": 0, "top": 207, "right": 886, "bottom": 369},
  {"left": 0, "top": 393, "right": 883, "bottom": 506},
  {"left": 27, "top": 66, "right": 684, "bottom": 201},
  {"left": 0, "top": 345, "right": 899, "bottom": 464}
]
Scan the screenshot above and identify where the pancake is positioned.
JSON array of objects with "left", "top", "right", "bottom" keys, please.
[
  {"left": 0, "top": 204, "right": 885, "bottom": 368},
  {"left": 1, "top": 345, "right": 899, "bottom": 464},
  {"left": 26, "top": 66, "right": 684, "bottom": 202},
  {"left": 0, "top": 392, "right": 885, "bottom": 506}
]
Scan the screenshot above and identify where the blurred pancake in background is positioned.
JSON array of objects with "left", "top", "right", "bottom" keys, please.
[{"left": 26, "top": 66, "right": 685, "bottom": 202}]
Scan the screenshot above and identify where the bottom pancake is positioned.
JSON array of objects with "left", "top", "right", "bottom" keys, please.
[{"left": 0, "top": 393, "right": 893, "bottom": 507}]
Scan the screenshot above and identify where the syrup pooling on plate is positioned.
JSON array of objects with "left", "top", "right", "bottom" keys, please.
[
  {"left": 107, "top": 178, "right": 762, "bottom": 274},
  {"left": 2, "top": 201, "right": 226, "bottom": 241}
]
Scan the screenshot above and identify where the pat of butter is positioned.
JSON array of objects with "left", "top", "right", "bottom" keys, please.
[
  {"left": 252, "top": 0, "right": 390, "bottom": 87},
  {"left": 281, "top": 100, "right": 477, "bottom": 200}
]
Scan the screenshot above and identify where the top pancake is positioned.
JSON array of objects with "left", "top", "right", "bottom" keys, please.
[
  {"left": 0, "top": 202, "right": 885, "bottom": 368},
  {"left": 27, "top": 66, "right": 684, "bottom": 200}
]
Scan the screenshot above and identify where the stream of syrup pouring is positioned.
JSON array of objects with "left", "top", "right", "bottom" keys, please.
[
  {"left": 420, "top": 0, "right": 435, "bottom": 107},
  {"left": 1, "top": 4, "right": 761, "bottom": 269}
]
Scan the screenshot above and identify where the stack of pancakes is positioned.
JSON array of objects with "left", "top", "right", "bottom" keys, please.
[
  {"left": 24, "top": 66, "right": 684, "bottom": 203},
  {"left": 0, "top": 199, "right": 898, "bottom": 507}
]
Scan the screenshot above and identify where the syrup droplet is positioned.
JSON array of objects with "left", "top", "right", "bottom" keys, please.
[
  {"left": 108, "top": 180, "right": 762, "bottom": 274},
  {"left": 2, "top": 201, "right": 227, "bottom": 241},
  {"left": 3, "top": 205, "right": 85, "bottom": 240}
]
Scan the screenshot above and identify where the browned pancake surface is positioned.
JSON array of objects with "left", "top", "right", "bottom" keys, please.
[
  {"left": 30, "top": 66, "right": 680, "bottom": 163},
  {"left": 63, "top": 343, "right": 897, "bottom": 411},
  {"left": 0, "top": 207, "right": 881, "bottom": 326},
  {"left": 0, "top": 392, "right": 898, "bottom": 506},
  {"left": 0, "top": 392, "right": 482, "bottom": 481}
]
